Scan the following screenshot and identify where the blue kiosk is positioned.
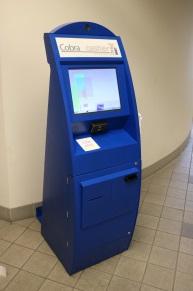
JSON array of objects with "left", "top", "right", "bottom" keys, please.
[{"left": 42, "top": 22, "right": 141, "bottom": 274}]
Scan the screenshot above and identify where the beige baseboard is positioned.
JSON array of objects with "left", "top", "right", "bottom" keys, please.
[
  {"left": 0, "top": 203, "right": 41, "bottom": 222},
  {"left": 0, "top": 133, "right": 190, "bottom": 222}
]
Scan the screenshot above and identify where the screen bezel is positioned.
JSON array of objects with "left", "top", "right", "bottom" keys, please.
[
  {"left": 68, "top": 68, "right": 121, "bottom": 115},
  {"left": 62, "top": 63, "right": 130, "bottom": 122}
]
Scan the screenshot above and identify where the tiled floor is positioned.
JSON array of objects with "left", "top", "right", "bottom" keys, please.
[{"left": 1, "top": 134, "right": 193, "bottom": 290}]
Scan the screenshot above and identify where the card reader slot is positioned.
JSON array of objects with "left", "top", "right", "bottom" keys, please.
[
  {"left": 124, "top": 173, "right": 138, "bottom": 182},
  {"left": 90, "top": 121, "right": 108, "bottom": 134}
]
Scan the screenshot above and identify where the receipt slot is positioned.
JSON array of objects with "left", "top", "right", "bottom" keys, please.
[{"left": 42, "top": 22, "right": 141, "bottom": 274}]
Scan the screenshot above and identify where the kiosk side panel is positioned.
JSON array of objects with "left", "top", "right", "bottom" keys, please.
[{"left": 42, "top": 67, "right": 76, "bottom": 272}]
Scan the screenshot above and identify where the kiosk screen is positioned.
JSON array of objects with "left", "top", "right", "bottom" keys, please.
[{"left": 69, "top": 68, "right": 121, "bottom": 114}]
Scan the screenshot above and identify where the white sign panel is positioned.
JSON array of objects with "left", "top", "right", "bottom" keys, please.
[
  {"left": 76, "top": 137, "right": 100, "bottom": 152},
  {"left": 55, "top": 37, "right": 122, "bottom": 58}
]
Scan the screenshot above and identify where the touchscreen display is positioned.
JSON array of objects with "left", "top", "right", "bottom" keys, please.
[{"left": 69, "top": 68, "right": 121, "bottom": 114}]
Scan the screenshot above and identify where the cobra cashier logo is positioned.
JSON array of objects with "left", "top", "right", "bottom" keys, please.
[
  {"left": 60, "top": 44, "right": 80, "bottom": 52},
  {"left": 59, "top": 43, "right": 118, "bottom": 55}
]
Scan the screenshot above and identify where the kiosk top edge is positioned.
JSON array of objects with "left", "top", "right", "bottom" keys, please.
[{"left": 50, "top": 22, "right": 116, "bottom": 37}]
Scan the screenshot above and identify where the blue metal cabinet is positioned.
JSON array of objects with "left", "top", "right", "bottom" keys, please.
[{"left": 41, "top": 22, "right": 141, "bottom": 274}]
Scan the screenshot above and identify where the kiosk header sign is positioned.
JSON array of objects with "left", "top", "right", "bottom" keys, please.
[{"left": 55, "top": 37, "right": 122, "bottom": 58}]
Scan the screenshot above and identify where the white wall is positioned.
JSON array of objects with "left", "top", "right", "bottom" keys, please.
[
  {"left": 0, "top": 0, "right": 193, "bottom": 208},
  {"left": 0, "top": 70, "right": 9, "bottom": 208},
  {"left": 0, "top": 4, "right": 9, "bottom": 208}
]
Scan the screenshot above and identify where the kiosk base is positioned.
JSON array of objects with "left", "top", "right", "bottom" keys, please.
[{"left": 42, "top": 216, "right": 135, "bottom": 275}]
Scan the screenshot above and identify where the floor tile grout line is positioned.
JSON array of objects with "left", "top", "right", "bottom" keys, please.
[
  {"left": 0, "top": 260, "right": 73, "bottom": 288},
  {"left": 0, "top": 229, "right": 116, "bottom": 291},
  {"left": 74, "top": 265, "right": 87, "bottom": 289},
  {"left": 3, "top": 253, "right": 182, "bottom": 291},
  {"left": 139, "top": 196, "right": 163, "bottom": 218},
  {"left": 0, "top": 240, "right": 11, "bottom": 256},
  {"left": 45, "top": 272, "right": 82, "bottom": 290},
  {"left": 0, "top": 221, "right": 54, "bottom": 290},
  {"left": 1, "top": 255, "right": 58, "bottom": 290},
  {"left": 138, "top": 170, "right": 170, "bottom": 290},
  {"left": 0, "top": 228, "right": 45, "bottom": 259},
  {"left": 132, "top": 236, "right": 180, "bottom": 253},
  {"left": 108, "top": 270, "right": 143, "bottom": 285},
  {"left": 140, "top": 283, "right": 165, "bottom": 291},
  {"left": 74, "top": 256, "right": 117, "bottom": 290},
  {"left": 0, "top": 216, "right": 39, "bottom": 246},
  {"left": 0, "top": 223, "right": 28, "bottom": 258},
  {"left": 137, "top": 210, "right": 186, "bottom": 228},
  {"left": 133, "top": 225, "right": 183, "bottom": 244},
  {"left": 102, "top": 271, "right": 113, "bottom": 290},
  {"left": 113, "top": 243, "right": 152, "bottom": 286},
  {"left": 1, "top": 268, "right": 19, "bottom": 291},
  {"left": 0, "top": 217, "right": 50, "bottom": 256},
  {"left": 36, "top": 258, "right": 59, "bottom": 291},
  {"left": 0, "top": 237, "right": 51, "bottom": 256},
  {"left": 0, "top": 223, "right": 36, "bottom": 290},
  {"left": 20, "top": 250, "right": 58, "bottom": 276},
  {"left": 13, "top": 217, "right": 42, "bottom": 232},
  {"left": 171, "top": 137, "right": 193, "bottom": 291},
  {"left": 13, "top": 241, "right": 49, "bottom": 253},
  {"left": 13, "top": 217, "right": 35, "bottom": 227},
  {"left": 4, "top": 267, "right": 80, "bottom": 291},
  {"left": 139, "top": 159, "right": 175, "bottom": 290}
]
